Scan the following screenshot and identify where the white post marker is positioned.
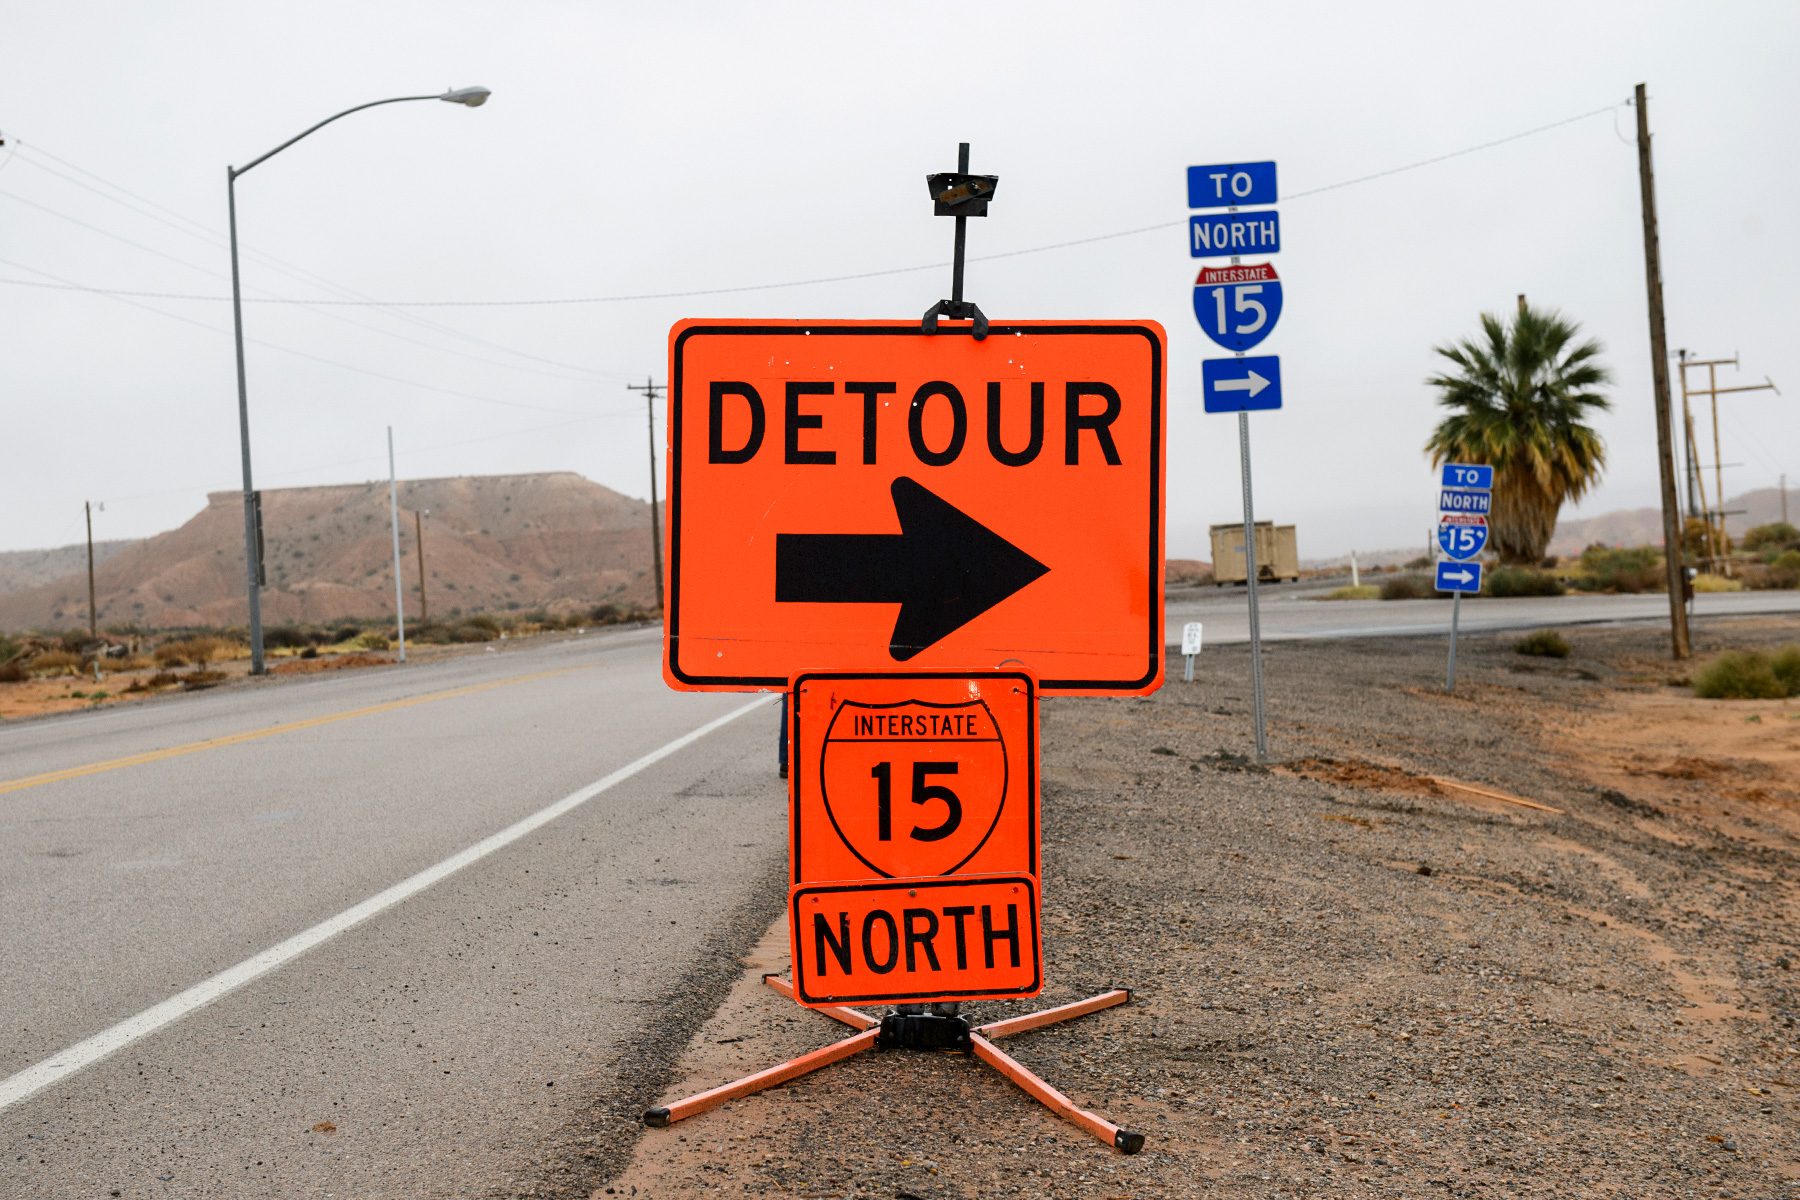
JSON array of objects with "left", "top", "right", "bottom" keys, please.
[{"left": 1182, "top": 621, "right": 1203, "bottom": 683}]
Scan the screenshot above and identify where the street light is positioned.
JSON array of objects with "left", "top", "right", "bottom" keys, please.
[{"left": 227, "top": 87, "right": 490, "bottom": 674}]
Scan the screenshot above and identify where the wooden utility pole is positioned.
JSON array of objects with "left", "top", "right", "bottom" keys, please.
[
  {"left": 625, "top": 377, "right": 666, "bottom": 612},
  {"left": 84, "top": 501, "right": 98, "bottom": 641},
  {"left": 414, "top": 509, "right": 428, "bottom": 623},
  {"left": 1634, "top": 82, "right": 1689, "bottom": 659}
]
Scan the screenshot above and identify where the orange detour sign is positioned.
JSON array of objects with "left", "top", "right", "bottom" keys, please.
[
  {"left": 663, "top": 320, "right": 1167, "bottom": 695},
  {"left": 788, "top": 670, "right": 1040, "bottom": 1007},
  {"left": 791, "top": 876, "right": 1041, "bottom": 1007}
]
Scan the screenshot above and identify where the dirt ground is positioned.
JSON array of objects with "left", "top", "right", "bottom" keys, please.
[{"left": 586, "top": 617, "right": 1799, "bottom": 1199}]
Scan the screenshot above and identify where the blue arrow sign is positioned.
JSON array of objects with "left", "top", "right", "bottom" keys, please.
[
  {"left": 1188, "top": 161, "right": 1278, "bottom": 208},
  {"left": 1190, "top": 211, "right": 1281, "bottom": 257},
  {"left": 1438, "top": 517, "right": 1488, "bottom": 560},
  {"left": 1203, "top": 356, "right": 1282, "bottom": 413},
  {"left": 1192, "top": 263, "right": 1282, "bottom": 352},
  {"left": 1435, "top": 560, "right": 1483, "bottom": 594},
  {"left": 1440, "top": 463, "right": 1493, "bottom": 490}
]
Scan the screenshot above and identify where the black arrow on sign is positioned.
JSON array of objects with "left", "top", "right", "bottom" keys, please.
[{"left": 775, "top": 476, "right": 1050, "bottom": 661}]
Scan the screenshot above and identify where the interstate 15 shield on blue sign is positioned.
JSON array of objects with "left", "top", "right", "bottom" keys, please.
[
  {"left": 1438, "top": 517, "right": 1488, "bottom": 560},
  {"left": 1202, "top": 355, "right": 1281, "bottom": 413},
  {"left": 1188, "top": 161, "right": 1278, "bottom": 209},
  {"left": 1190, "top": 211, "right": 1280, "bottom": 257},
  {"left": 1435, "top": 560, "right": 1483, "bottom": 594},
  {"left": 1192, "top": 263, "right": 1282, "bottom": 352}
]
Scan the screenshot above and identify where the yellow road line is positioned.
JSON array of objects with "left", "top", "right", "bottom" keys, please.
[{"left": 0, "top": 666, "right": 581, "bottom": 798}]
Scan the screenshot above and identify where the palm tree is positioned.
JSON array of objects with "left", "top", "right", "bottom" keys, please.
[{"left": 1424, "top": 301, "right": 1611, "bottom": 564}]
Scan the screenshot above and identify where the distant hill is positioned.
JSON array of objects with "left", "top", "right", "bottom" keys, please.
[
  {"left": 0, "top": 472, "right": 659, "bottom": 631},
  {"left": 0, "top": 539, "right": 139, "bottom": 597},
  {"left": 1548, "top": 486, "right": 1789, "bottom": 556}
]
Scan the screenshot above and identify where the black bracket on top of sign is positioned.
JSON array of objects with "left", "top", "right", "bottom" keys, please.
[{"left": 921, "top": 141, "right": 998, "bottom": 341}]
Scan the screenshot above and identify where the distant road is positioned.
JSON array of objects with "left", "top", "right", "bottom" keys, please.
[
  {"left": 0, "top": 628, "right": 783, "bottom": 1198},
  {"left": 1166, "top": 584, "right": 1800, "bottom": 645}
]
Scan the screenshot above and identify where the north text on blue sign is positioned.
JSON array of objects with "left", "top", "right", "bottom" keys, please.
[
  {"left": 1190, "top": 211, "right": 1280, "bottom": 257},
  {"left": 1439, "top": 489, "right": 1492, "bottom": 515}
]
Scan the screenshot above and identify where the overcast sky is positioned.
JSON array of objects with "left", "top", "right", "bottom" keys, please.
[{"left": 3, "top": 1, "right": 1796, "bottom": 562}]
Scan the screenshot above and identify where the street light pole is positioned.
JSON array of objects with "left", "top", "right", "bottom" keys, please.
[{"left": 227, "top": 86, "right": 490, "bottom": 674}]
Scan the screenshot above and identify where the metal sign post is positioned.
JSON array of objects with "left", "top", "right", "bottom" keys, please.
[
  {"left": 1238, "top": 413, "right": 1268, "bottom": 759},
  {"left": 1446, "top": 591, "right": 1462, "bottom": 691},
  {"left": 1191, "top": 158, "right": 1281, "bottom": 761}
]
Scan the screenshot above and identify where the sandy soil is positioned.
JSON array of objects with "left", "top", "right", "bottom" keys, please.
[{"left": 576, "top": 617, "right": 1799, "bottom": 1199}]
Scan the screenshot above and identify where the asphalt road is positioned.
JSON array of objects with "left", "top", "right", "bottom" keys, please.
[
  {"left": 1166, "top": 583, "right": 1800, "bottom": 646},
  {"left": 5, "top": 590, "right": 1799, "bottom": 1197},
  {"left": 0, "top": 626, "right": 785, "bottom": 1199}
]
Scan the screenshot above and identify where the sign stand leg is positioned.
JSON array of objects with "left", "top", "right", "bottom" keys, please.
[
  {"left": 645, "top": 975, "right": 1144, "bottom": 1154},
  {"left": 1238, "top": 411, "right": 1268, "bottom": 761},
  {"left": 1445, "top": 590, "right": 1461, "bottom": 692}
]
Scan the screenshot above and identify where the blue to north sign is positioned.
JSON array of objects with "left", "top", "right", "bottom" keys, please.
[
  {"left": 1438, "top": 488, "right": 1491, "bottom": 515},
  {"left": 1187, "top": 161, "right": 1278, "bottom": 209},
  {"left": 1441, "top": 463, "right": 1494, "bottom": 490},
  {"left": 1190, "top": 211, "right": 1281, "bottom": 258},
  {"left": 1435, "top": 560, "right": 1483, "bottom": 594}
]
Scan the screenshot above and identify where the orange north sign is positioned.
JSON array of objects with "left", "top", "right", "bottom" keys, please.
[
  {"left": 789, "top": 671, "right": 1037, "bottom": 886},
  {"left": 663, "top": 320, "right": 1167, "bottom": 694},
  {"left": 790, "top": 875, "right": 1042, "bottom": 1006},
  {"left": 787, "top": 671, "right": 1041, "bottom": 1007}
]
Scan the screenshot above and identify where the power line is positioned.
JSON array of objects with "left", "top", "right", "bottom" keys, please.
[
  {"left": 0, "top": 99, "right": 1627, "bottom": 310},
  {"left": 0, "top": 256, "right": 610, "bottom": 420},
  {"left": 6, "top": 139, "right": 634, "bottom": 380}
]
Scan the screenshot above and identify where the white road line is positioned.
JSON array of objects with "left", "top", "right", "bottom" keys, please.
[{"left": 0, "top": 696, "right": 773, "bottom": 1113}]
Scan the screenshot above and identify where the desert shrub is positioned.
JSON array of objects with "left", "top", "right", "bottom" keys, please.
[
  {"left": 0, "top": 635, "right": 20, "bottom": 664},
  {"left": 333, "top": 624, "right": 364, "bottom": 644},
  {"left": 1514, "top": 630, "right": 1570, "bottom": 658},
  {"left": 1320, "top": 584, "right": 1379, "bottom": 601},
  {"left": 30, "top": 650, "right": 81, "bottom": 675},
  {"left": 1573, "top": 545, "right": 1664, "bottom": 593},
  {"left": 1691, "top": 573, "right": 1743, "bottom": 593},
  {"left": 589, "top": 603, "right": 624, "bottom": 624},
  {"left": 1747, "top": 550, "right": 1800, "bottom": 591},
  {"left": 357, "top": 632, "right": 390, "bottom": 651},
  {"left": 263, "top": 626, "right": 309, "bottom": 650},
  {"left": 300, "top": 645, "right": 319, "bottom": 660},
  {"left": 123, "top": 670, "right": 183, "bottom": 694},
  {"left": 1487, "top": 567, "right": 1565, "bottom": 598},
  {"left": 155, "top": 636, "right": 229, "bottom": 668},
  {"left": 1379, "top": 574, "right": 1434, "bottom": 600},
  {"left": 99, "top": 654, "right": 154, "bottom": 674},
  {"left": 1404, "top": 555, "right": 1432, "bottom": 570},
  {"left": 464, "top": 614, "right": 501, "bottom": 635},
  {"left": 0, "top": 660, "right": 26, "bottom": 683},
  {"left": 1772, "top": 646, "right": 1800, "bottom": 696},
  {"left": 1693, "top": 650, "right": 1790, "bottom": 700},
  {"left": 1743, "top": 522, "right": 1800, "bottom": 553}
]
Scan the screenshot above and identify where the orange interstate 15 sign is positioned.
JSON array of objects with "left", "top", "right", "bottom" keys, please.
[
  {"left": 787, "top": 671, "right": 1041, "bottom": 1007},
  {"left": 663, "top": 321, "right": 1167, "bottom": 694}
]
